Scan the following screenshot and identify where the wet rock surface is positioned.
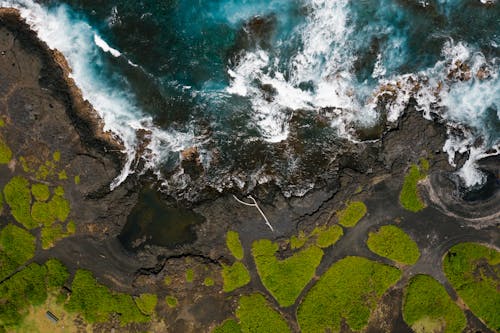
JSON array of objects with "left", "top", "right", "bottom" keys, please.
[{"left": 0, "top": 9, "right": 498, "bottom": 333}]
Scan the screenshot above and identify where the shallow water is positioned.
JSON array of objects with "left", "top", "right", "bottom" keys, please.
[{"left": 2, "top": 0, "right": 499, "bottom": 196}]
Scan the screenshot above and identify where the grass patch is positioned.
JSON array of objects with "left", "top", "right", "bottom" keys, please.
[
  {"left": 226, "top": 231, "right": 244, "bottom": 260},
  {"left": 186, "top": 268, "right": 195, "bottom": 282},
  {"left": 252, "top": 239, "right": 323, "bottom": 307},
  {"left": 312, "top": 224, "right": 343, "bottom": 248},
  {"left": 3, "top": 176, "right": 36, "bottom": 229},
  {"left": 0, "top": 224, "right": 36, "bottom": 280},
  {"left": 0, "top": 136, "right": 12, "bottom": 164},
  {"left": 337, "top": 201, "right": 367, "bottom": 227},
  {"left": 443, "top": 243, "right": 500, "bottom": 331},
  {"left": 297, "top": 256, "right": 401, "bottom": 333},
  {"left": 403, "top": 274, "right": 466, "bottom": 333},
  {"left": 31, "top": 183, "right": 50, "bottom": 202},
  {"left": 367, "top": 225, "right": 420, "bottom": 265},
  {"left": 214, "top": 319, "right": 241, "bottom": 333},
  {"left": 165, "top": 296, "right": 178, "bottom": 308},
  {"left": 222, "top": 262, "right": 251, "bottom": 292},
  {"left": 236, "top": 294, "right": 290, "bottom": 333},
  {"left": 203, "top": 277, "right": 215, "bottom": 287},
  {"left": 65, "top": 269, "right": 149, "bottom": 324},
  {"left": 399, "top": 163, "right": 427, "bottom": 212},
  {"left": 135, "top": 293, "right": 157, "bottom": 316}
]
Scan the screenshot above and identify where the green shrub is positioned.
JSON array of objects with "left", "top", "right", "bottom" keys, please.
[
  {"left": 214, "top": 319, "right": 241, "bottom": 333},
  {"left": 443, "top": 243, "right": 500, "bottom": 331},
  {"left": 135, "top": 293, "right": 157, "bottom": 316},
  {"left": 0, "top": 137, "right": 12, "bottom": 164},
  {"left": 0, "top": 263, "right": 48, "bottom": 329},
  {"left": 186, "top": 268, "right": 195, "bottom": 282},
  {"left": 166, "top": 296, "right": 178, "bottom": 308},
  {"left": 252, "top": 239, "right": 323, "bottom": 307},
  {"left": 297, "top": 256, "right": 401, "bottom": 333},
  {"left": 226, "top": 231, "right": 244, "bottom": 260},
  {"left": 312, "top": 224, "right": 343, "bottom": 248},
  {"left": 367, "top": 225, "right": 420, "bottom": 265},
  {"left": 236, "top": 294, "right": 290, "bottom": 333},
  {"left": 337, "top": 201, "right": 367, "bottom": 227},
  {"left": 3, "top": 176, "right": 36, "bottom": 229},
  {"left": 65, "top": 269, "right": 148, "bottom": 324},
  {"left": 44, "top": 259, "right": 69, "bottom": 288},
  {"left": 0, "top": 224, "right": 36, "bottom": 280},
  {"left": 203, "top": 277, "right": 215, "bottom": 287},
  {"left": 399, "top": 164, "right": 426, "bottom": 212},
  {"left": 222, "top": 262, "right": 251, "bottom": 292},
  {"left": 31, "top": 183, "right": 50, "bottom": 202},
  {"left": 403, "top": 275, "right": 466, "bottom": 333}
]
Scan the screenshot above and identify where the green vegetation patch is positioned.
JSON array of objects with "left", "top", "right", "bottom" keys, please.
[
  {"left": 214, "top": 319, "right": 241, "bottom": 333},
  {"left": 290, "top": 231, "right": 307, "bottom": 250},
  {"left": 399, "top": 163, "right": 427, "bottom": 212},
  {"left": 0, "top": 224, "right": 36, "bottom": 280},
  {"left": 252, "top": 239, "right": 323, "bottom": 307},
  {"left": 222, "top": 262, "right": 251, "bottom": 292},
  {"left": 165, "top": 296, "right": 178, "bottom": 308},
  {"left": 44, "top": 258, "right": 69, "bottom": 288},
  {"left": 403, "top": 274, "right": 466, "bottom": 333},
  {"left": 186, "top": 268, "right": 195, "bottom": 282},
  {"left": 0, "top": 192, "right": 3, "bottom": 215},
  {"left": 312, "top": 224, "right": 343, "bottom": 248},
  {"left": 204, "top": 277, "right": 215, "bottom": 287},
  {"left": 443, "top": 243, "right": 500, "bottom": 331},
  {"left": 66, "top": 269, "right": 149, "bottom": 324},
  {"left": 31, "top": 183, "right": 50, "bottom": 202},
  {"left": 3, "top": 176, "right": 36, "bottom": 229},
  {"left": 297, "top": 256, "right": 401, "bottom": 333},
  {"left": 236, "top": 294, "right": 290, "bottom": 333},
  {"left": 337, "top": 201, "right": 367, "bottom": 227},
  {"left": 226, "top": 230, "right": 244, "bottom": 260},
  {"left": 0, "top": 136, "right": 12, "bottom": 164},
  {"left": 135, "top": 293, "right": 158, "bottom": 316},
  {"left": 367, "top": 225, "right": 420, "bottom": 265}
]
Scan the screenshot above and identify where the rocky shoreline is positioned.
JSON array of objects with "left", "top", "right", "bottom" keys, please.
[{"left": 1, "top": 8, "right": 499, "bottom": 333}]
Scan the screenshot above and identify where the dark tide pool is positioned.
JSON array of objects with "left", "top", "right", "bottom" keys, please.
[{"left": 118, "top": 189, "right": 205, "bottom": 252}]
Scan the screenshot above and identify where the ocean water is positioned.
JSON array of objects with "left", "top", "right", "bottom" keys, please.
[{"left": 2, "top": 0, "right": 499, "bottom": 198}]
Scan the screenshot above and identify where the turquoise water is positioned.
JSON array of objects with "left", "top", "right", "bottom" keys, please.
[{"left": 4, "top": 0, "right": 499, "bottom": 197}]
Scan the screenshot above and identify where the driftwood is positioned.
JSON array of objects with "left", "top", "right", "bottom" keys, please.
[{"left": 233, "top": 195, "right": 274, "bottom": 232}]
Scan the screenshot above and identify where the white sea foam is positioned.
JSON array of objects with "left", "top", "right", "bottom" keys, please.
[{"left": 1, "top": 0, "right": 193, "bottom": 189}]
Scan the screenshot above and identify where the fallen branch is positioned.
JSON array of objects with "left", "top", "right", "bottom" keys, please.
[{"left": 233, "top": 195, "right": 274, "bottom": 232}]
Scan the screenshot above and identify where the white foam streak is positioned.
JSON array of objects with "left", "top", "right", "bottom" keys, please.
[{"left": 93, "top": 34, "right": 121, "bottom": 57}]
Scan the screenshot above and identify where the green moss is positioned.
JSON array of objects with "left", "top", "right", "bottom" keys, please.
[
  {"left": 222, "top": 262, "right": 251, "bottom": 292},
  {"left": 203, "top": 277, "right": 215, "bottom": 287},
  {"left": 312, "top": 224, "right": 343, "bottom": 248},
  {"left": 399, "top": 164, "right": 427, "bottom": 212},
  {"left": 54, "top": 185, "right": 65, "bottom": 196},
  {"left": 443, "top": 243, "right": 500, "bottom": 331},
  {"left": 236, "top": 294, "right": 290, "bottom": 333},
  {"left": 290, "top": 231, "right": 308, "bottom": 250},
  {"left": 213, "top": 319, "right": 241, "bottom": 333},
  {"left": 58, "top": 170, "right": 68, "bottom": 180},
  {"left": 186, "top": 268, "right": 195, "bottom": 282},
  {"left": 135, "top": 293, "right": 158, "bottom": 316},
  {"left": 31, "top": 201, "right": 53, "bottom": 225},
  {"left": 66, "top": 220, "right": 76, "bottom": 234},
  {"left": 65, "top": 269, "right": 148, "bottom": 324},
  {"left": 0, "top": 224, "right": 36, "bottom": 280},
  {"left": 0, "top": 137, "right": 12, "bottom": 164},
  {"left": 403, "top": 275, "right": 466, "bottom": 333},
  {"left": 0, "top": 118, "right": 4, "bottom": 127},
  {"left": 48, "top": 194, "right": 70, "bottom": 222},
  {"left": 226, "top": 230, "right": 244, "bottom": 260},
  {"left": 252, "top": 239, "right": 323, "bottom": 307},
  {"left": 31, "top": 183, "right": 50, "bottom": 202},
  {"left": 166, "top": 296, "right": 178, "bottom": 308},
  {"left": 52, "top": 151, "right": 61, "bottom": 162},
  {"left": 44, "top": 259, "right": 69, "bottom": 288},
  {"left": 367, "top": 225, "right": 420, "bottom": 265},
  {"left": 337, "top": 201, "right": 367, "bottom": 227},
  {"left": 164, "top": 276, "right": 172, "bottom": 286},
  {"left": 297, "top": 256, "right": 401, "bottom": 333},
  {"left": 41, "top": 224, "right": 65, "bottom": 250},
  {"left": 74, "top": 175, "right": 81, "bottom": 185},
  {"left": 3, "top": 176, "right": 36, "bottom": 229},
  {"left": 35, "top": 160, "right": 57, "bottom": 181},
  {"left": 420, "top": 158, "right": 430, "bottom": 172},
  {"left": 0, "top": 192, "right": 3, "bottom": 216}
]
